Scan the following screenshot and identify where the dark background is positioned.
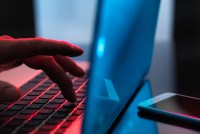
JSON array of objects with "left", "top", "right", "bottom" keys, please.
[
  {"left": 174, "top": 0, "right": 200, "bottom": 97},
  {"left": 0, "top": 1, "right": 35, "bottom": 38}
]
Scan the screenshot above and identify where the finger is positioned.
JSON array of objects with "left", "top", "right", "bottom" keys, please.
[
  {"left": 54, "top": 55, "right": 85, "bottom": 77},
  {"left": 0, "top": 81, "right": 20, "bottom": 102},
  {"left": 0, "top": 38, "right": 83, "bottom": 63},
  {"left": 23, "top": 56, "right": 76, "bottom": 102}
]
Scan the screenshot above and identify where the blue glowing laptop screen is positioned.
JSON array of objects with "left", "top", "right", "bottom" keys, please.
[{"left": 83, "top": 0, "right": 160, "bottom": 133}]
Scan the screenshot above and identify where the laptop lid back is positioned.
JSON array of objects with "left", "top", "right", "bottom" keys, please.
[{"left": 83, "top": 0, "right": 160, "bottom": 133}]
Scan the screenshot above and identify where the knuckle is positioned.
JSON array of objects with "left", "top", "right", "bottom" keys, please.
[{"left": 0, "top": 40, "right": 11, "bottom": 58}]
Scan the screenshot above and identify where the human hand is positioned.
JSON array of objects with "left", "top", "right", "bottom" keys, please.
[{"left": 0, "top": 35, "right": 85, "bottom": 102}]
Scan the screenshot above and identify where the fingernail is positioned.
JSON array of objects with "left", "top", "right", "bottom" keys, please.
[
  {"left": 78, "top": 67, "right": 85, "bottom": 76},
  {"left": 67, "top": 96, "right": 76, "bottom": 102},
  {"left": 68, "top": 97, "right": 76, "bottom": 102},
  {"left": 61, "top": 89, "right": 76, "bottom": 102},
  {"left": 67, "top": 92, "right": 76, "bottom": 102}
]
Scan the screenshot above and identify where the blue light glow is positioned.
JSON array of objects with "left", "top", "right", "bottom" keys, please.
[{"left": 97, "top": 37, "right": 105, "bottom": 58}]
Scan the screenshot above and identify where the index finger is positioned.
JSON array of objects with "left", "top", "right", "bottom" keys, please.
[
  {"left": 0, "top": 38, "right": 83, "bottom": 63},
  {"left": 24, "top": 56, "right": 76, "bottom": 102}
]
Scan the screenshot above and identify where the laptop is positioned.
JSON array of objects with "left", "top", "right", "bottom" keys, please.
[{"left": 0, "top": 0, "right": 160, "bottom": 133}]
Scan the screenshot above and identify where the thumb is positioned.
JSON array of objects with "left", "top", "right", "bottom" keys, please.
[{"left": 0, "top": 81, "right": 21, "bottom": 102}]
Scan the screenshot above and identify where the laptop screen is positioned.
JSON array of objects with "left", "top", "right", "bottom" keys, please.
[{"left": 83, "top": 0, "right": 160, "bottom": 133}]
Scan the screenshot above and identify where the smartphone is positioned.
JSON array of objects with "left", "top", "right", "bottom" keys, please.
[{"left": 138, "top": 92, "right": 200, "bottom": 125}]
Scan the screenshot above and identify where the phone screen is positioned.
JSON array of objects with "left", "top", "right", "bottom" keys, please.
[{"left": 149, "top": 95, "right": 200, "bottom": 119}]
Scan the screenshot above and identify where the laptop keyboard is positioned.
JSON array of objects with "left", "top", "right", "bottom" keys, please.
[{"left": 0, "top": 72, "right": 88, "bottom": 133}]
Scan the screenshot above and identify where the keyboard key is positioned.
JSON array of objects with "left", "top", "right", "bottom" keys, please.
[
  {"left": 73, "top": 80, "right": 84, "bottom": 86},
  {"left": 32, "top": 114, "right": 49, "bottom": 120},
  {"left": 45, "top": 90, "right": 59, "bottom": 95},
  {"left": 50, "top": 86, "right": 60, "bottom": 91},
  {"left": 72, "top": 110, "right": 83, "bottom": 116},
  {"left": 44, "top": 79, "right": 54, "bottom": 84},
  {"left": 20, "top": 109, "right": 37, "bottom": 114},
  {"left": 35, "top": 130, "right": 52, "bottom": 134},
  {"left": 38, "top": 109, "right": 54, "bottom": 114},
  {"left": 46, "top": 118, "right": 62, "bottom": 124},
  {"left": 76, "top": 93, "right": 86, "bottom": 98},
  {"left": 51, "top": 112, "right": 69, "bottom": 119},
  {"left": 78, "top": 88, "right": 87, "bottom": 93},
  {"left": 0, "top": 102, "right": 10, "bottom": 105},
  {"left": 75, "top": 78, "right": 87, "bottom": 83},
  {"left": 13, "top": 114, "right": 30, "bottom": 120},
  {"left": 66, "top": 115, "right": 78, "bottom": 122},
  {"left": 0, "top": 127, "right": 15, "bottom": 133},
  {"left": 15, "top": 100, "right": 30, "bottom": 105},
  {"left": 17, "top": 127, "right": 34, "bottom": 133},
  {"left": 51, "top": 99, "right": 65, "bottom": 104},
  {"left": 25, "top": 120, "right": 43, "bottom": 126},
  {"left": 39, "top": 124, "right": 55, "bottom": 130},
  {"left": 39, "top": 94, "right": 54, "bottom": 99},
  {"left": 39, "top": 83, "right": 52, "bottom": 87},
  {"left": 8, "top": 105, "right": 24, "bottom": 111},
  {"left": 44, "top": 104, "right": 60, "bottom": 109},
  {"left": 77, "top": 104, "right": 85, "bottom": 110},
  {"left": 20, "top": 82, "right": 37, "bottom": 95},
  {"left": 55, "top": 94, "right": 65, "bottom": 99},
  {"left": 55, "top": 128, "right": 67, "bottom": 134},
  {"left": 76, "top": 98, "right": 84, "bottom": 102},
  {"left": 63, "top": 102, "right": 78, "bottom": 108},
  {"left": 5, "top": 120, "right": 23, "bottom": 127},
  {"left": 27, "top": 91, "right": 42, "bottom": 96},
  {"left": 21, "top": 95, "right": 37, "bottom": 101},
  {"left": 73, "top": 85, "right": 80, "bottom": 90},
  {"left": 35, "top": 72, "right": 46, "bottom": 78},
  {"left": 0, "top": 111, "right": 17, "bottom": 116},
  {"left": 27, "top": 104, "right": 43, "bottom": 109},
  {"left": 29, "top": 79, "right": 42, "bottom": 83},
  {"left": 57, "top": 107, "right": 72, "bottom": 113},
  {"left": 60, "top": 122, "right": 71, "bottom": 128},
  {"left": 73, "top": 83, "right": 81, "bottom": 87},
  {"left": 33, "top": 99, "right": 49, "bottom": 104},
  {"left": 34, "top": 86, "right": 47, "bottom": 92},
  {"left": 0, "top": 104, "right": 8, "bottom": 111},
  {"left": 0, "top": 116, "right": 10, "bottom": 123}
]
